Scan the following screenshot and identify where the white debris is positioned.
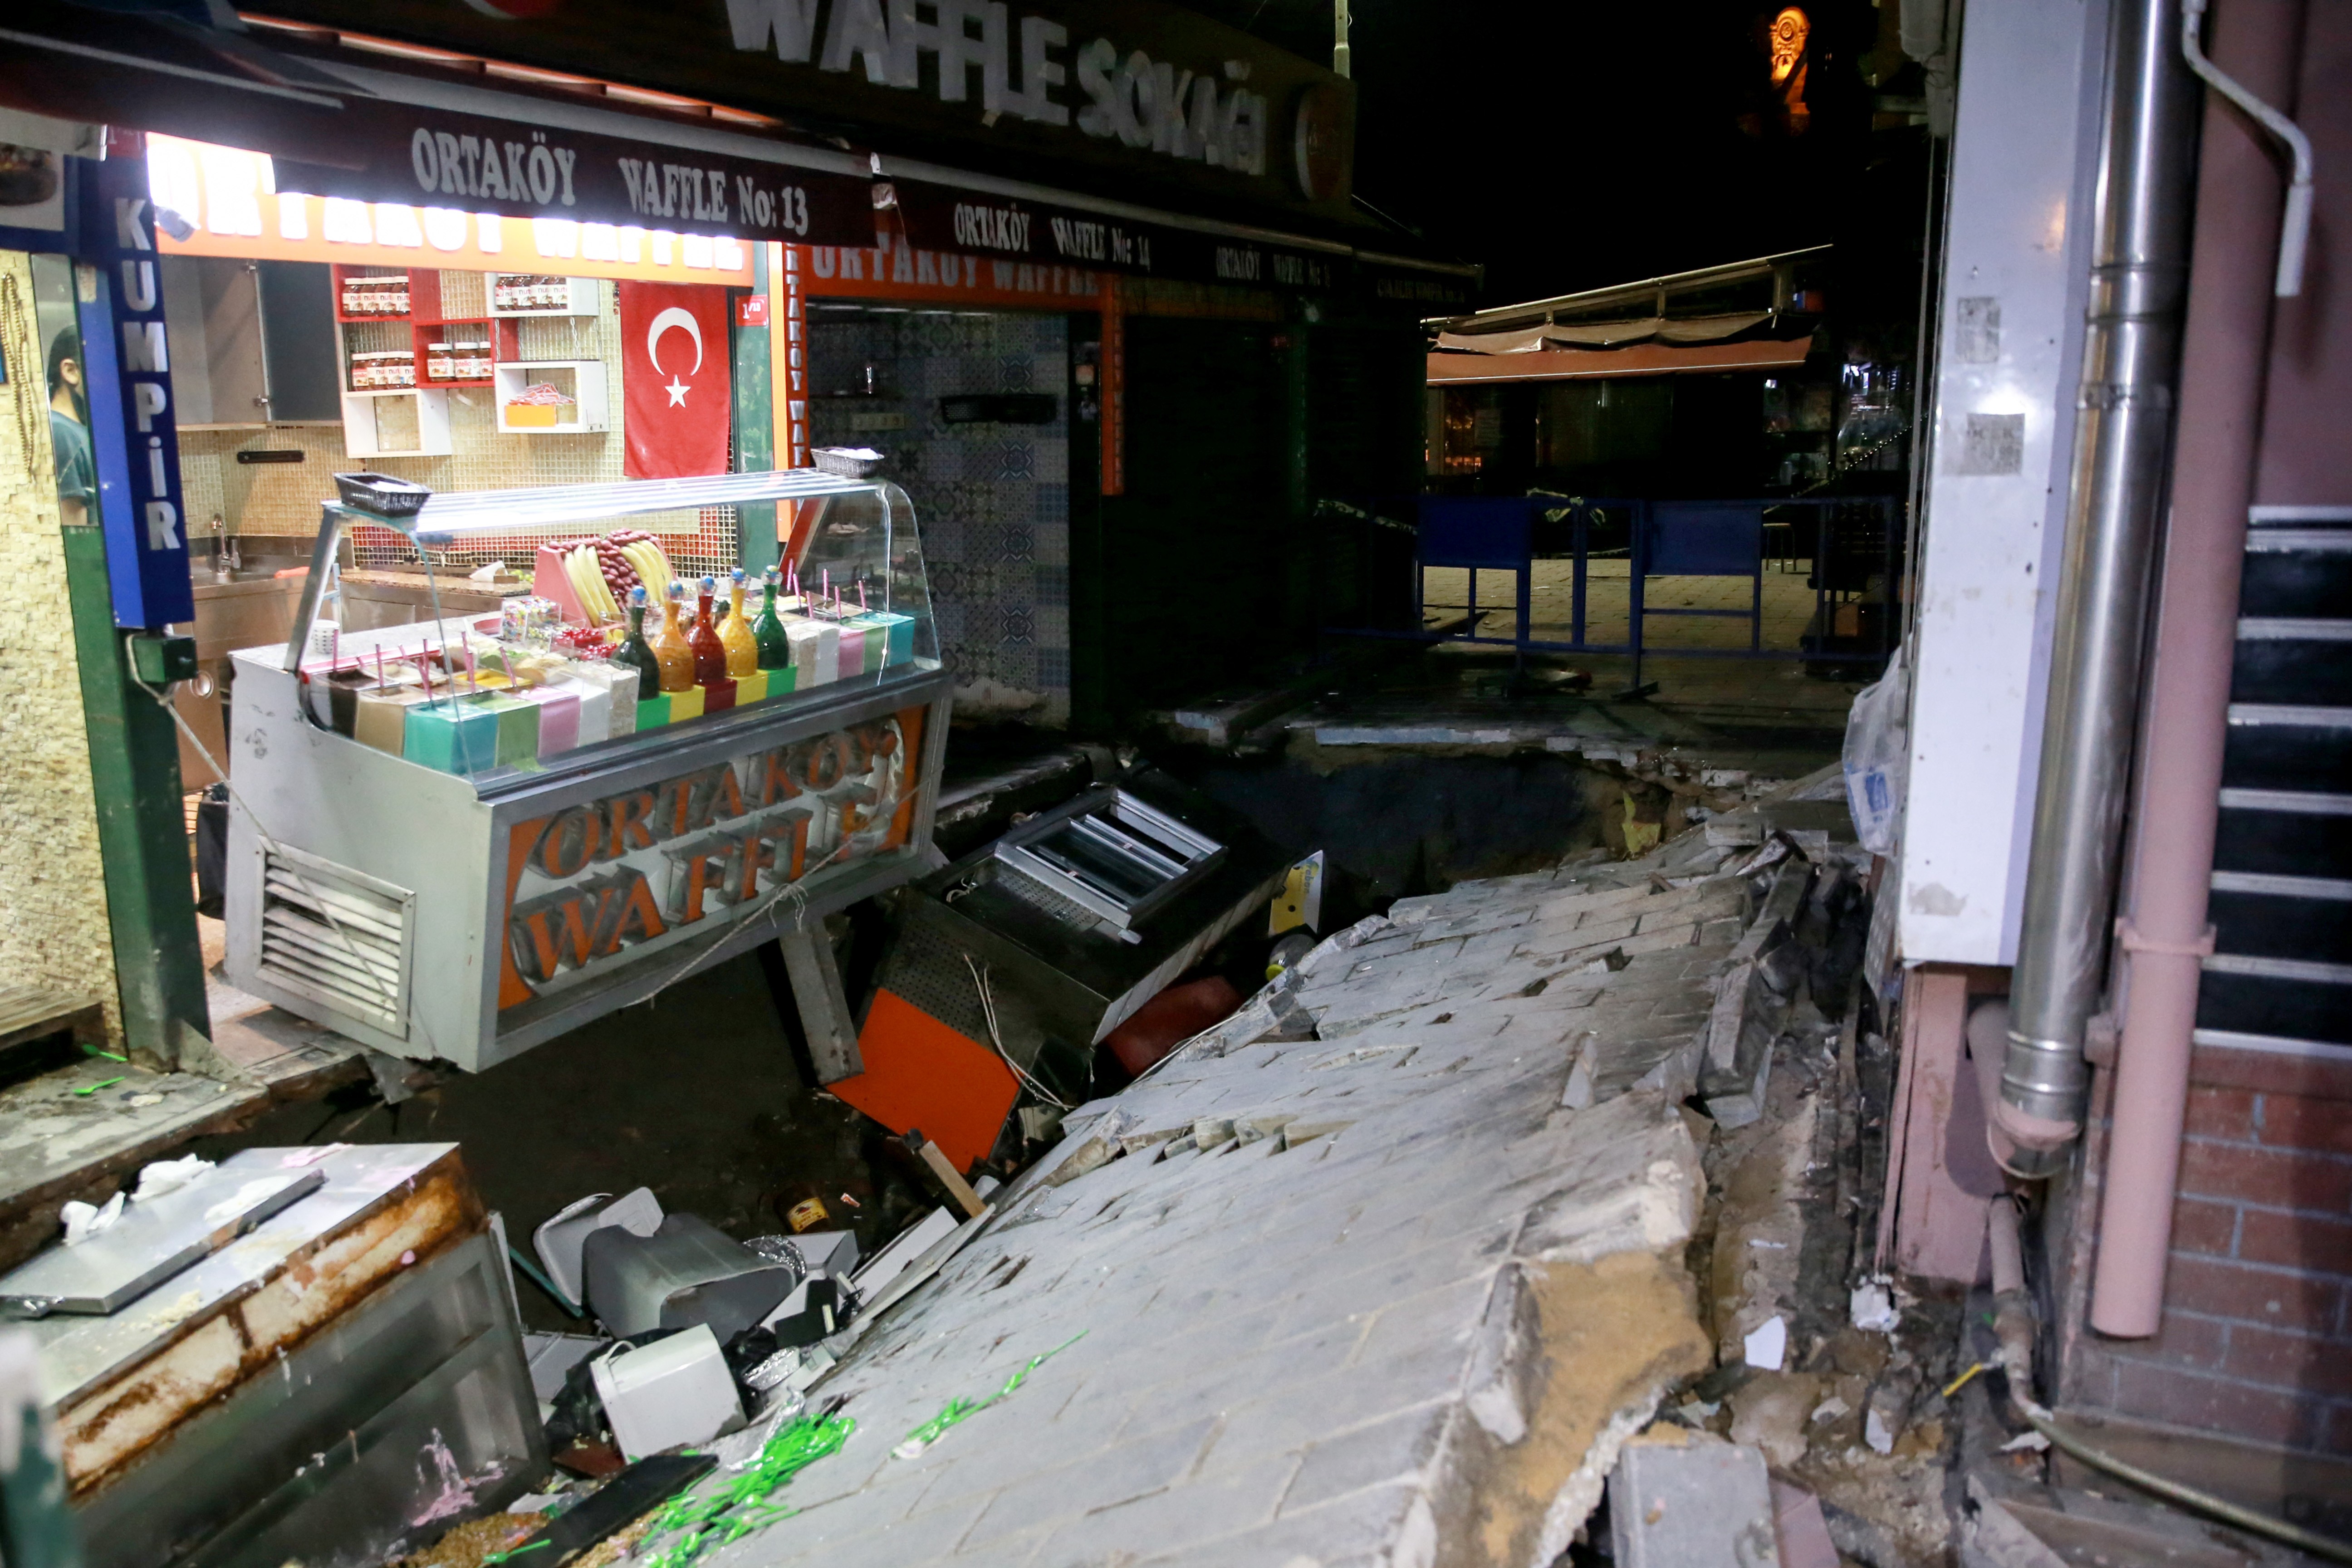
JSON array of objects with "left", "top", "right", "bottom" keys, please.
[
  {"left": 1850, "top": 1278, "right": 1901, "bottom": 1333},
  {"left": 1743, "top": 1314, "right": 1788, "bottom": 1371},
  {"left": 1999, "top": 1430, "right": 2052, "bottom": 1454},
  {"left": 132, "top": 1154, "right": 215, "bottom": 1202},
  {"left": 1866, "top": 1406, "right": 1896, "bottom": 1455},
  {"left": 62, "top": 1191, "right": 125, "bottom": 1246}
]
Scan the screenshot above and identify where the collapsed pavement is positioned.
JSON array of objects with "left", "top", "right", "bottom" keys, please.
[{"left": 635, "top": 782, "right": 1897, "bottom": 1568}]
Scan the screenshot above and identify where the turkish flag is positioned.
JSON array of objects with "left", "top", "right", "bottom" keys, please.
[{"left": 619, "top": 282, "right": 732, "bottom": 480}]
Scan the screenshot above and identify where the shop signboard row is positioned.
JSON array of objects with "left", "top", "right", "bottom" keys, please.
[
  {"left": 144, "top": 114, "right": 1465, "bottom": 303},
  {"left": 254, "top": 0, "right": 1358, "bottom": 226}
]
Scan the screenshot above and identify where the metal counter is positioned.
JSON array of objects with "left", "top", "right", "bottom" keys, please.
[{"left": 223, "top": 634, "right": 952, "bottom": 1071}]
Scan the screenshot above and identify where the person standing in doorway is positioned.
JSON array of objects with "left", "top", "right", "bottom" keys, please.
[{"left": 46, "top": 325, "right": 92, "bottom": 528}]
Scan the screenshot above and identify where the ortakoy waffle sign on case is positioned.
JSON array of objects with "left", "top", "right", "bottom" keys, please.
[{"left": 495, "top": 706, "right": 926, "bottom": 1014}]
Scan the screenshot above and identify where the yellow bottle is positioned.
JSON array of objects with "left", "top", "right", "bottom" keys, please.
[
  {"left": 719, "top": 568, "right": 760, "bottom": 678},
  {"left": 652, "top": 580, "right": 696, "bottom": 694}
]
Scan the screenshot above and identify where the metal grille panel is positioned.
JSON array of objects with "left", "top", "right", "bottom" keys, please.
[{"left": 256, "top": 845, "right": 414, "bottom": 1039}]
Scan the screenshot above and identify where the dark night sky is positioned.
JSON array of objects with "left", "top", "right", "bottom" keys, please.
[{"left": 1194, "top": 0, "right": 1915, "bottom": 309}]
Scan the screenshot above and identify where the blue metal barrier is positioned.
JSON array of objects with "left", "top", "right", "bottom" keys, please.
[{"left": 1319, "top": 494, "right": 1901, "bottom": 681}]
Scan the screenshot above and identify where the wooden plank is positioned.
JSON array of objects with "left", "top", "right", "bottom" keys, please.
[
  {"left": 1886, "top": 966, "right": 1989, "bottom": 1281},
  {"left": 1999, "top": 1497, "right": 2256, "bottom": 1568},
  {"left": 0, "top": 987, "right": 107, "bottom": 1058}
]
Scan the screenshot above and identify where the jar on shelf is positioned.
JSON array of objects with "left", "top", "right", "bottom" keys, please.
[{"left": 427, "top": 343, "right": 455, "bottom": 381}]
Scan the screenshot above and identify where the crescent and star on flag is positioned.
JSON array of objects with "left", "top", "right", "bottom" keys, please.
[{"left": 647, "top": 306, "right": 705, "bottom": 408}]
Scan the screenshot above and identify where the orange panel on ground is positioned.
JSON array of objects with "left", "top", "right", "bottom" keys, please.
[{"left": 832, "top": 990, "right": 1019, "bottom": 1174}]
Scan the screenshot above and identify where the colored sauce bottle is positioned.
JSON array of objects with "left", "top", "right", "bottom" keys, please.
[
  {"left": 689, "top": 575, "right": 729, "bottom": 687},
  {"left": 719, "top": 567, "right": 760, "bottom": 677},
  {"left": 752, "top": 567, "right": 792, "bottom": 671},
  {"left": 652, "top": 580, "right": 696, "bottom": 693},
  {"left": 613, "top": 584, "right": 662, "bottom": 694}
]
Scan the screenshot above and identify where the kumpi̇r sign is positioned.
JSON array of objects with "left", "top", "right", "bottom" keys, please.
[
  {"left": 73, "top": 149, "right": 194, "bottom": 629},
  {"left": 250, "top": 0, "right": 1359, "bottom": 223},
  {"left": 493, "top": 703, "right": 927, "bottom": 1029}
]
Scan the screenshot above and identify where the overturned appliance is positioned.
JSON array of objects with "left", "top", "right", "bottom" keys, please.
[
  {"left": 19, "top": 1145, "right": 541, "bottom": 1568},
  {"left": 831, "top": 769, "right": 1290, "bottom": 1169}
]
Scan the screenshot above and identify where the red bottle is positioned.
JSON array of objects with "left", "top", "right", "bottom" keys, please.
[{"left": 689, "top": 575, "right": 729, "bottom": 686}]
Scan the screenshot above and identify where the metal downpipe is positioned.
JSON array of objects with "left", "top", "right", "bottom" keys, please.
[{"left": 1998, "top": 0, "right": 2200, "bottom": 1176}]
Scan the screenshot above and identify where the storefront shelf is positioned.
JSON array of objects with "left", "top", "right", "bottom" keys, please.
[
  {"left": 493, "top": 360, "right": 609, "bottom": 435},
  {"left": 340, "top": 388, "right": 453, "bottom": 459},
  {"left": 487, "top": 275, "right": 600, "bottom": 318}
]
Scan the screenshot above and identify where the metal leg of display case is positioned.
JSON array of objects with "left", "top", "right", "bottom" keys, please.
[
  {"left": 778, "top": 926, "right": 863, "bottom": 1083},
  {"left": 281, "top": 505, "right": 347, "bottom": 673}
]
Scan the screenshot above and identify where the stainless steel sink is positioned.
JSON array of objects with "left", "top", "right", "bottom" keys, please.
[
  {"left": 172, "top": 578, "right": 298, "bottom": 788},
  {"left": 187, "top": 578, "right": 295, "bottom": 652}
]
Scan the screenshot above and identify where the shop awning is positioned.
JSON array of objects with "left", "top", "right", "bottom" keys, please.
[
  {"left": 1426, "top": 334, "right": 1816, "bottom": 385},
  {"left": 1, "top": 4, "right": 1479, "bottom": 303},
  {"left": 0, "top": 5, "right": 357, "bottom": 163},
  {"left": 1432, "top": 311, "right": 1778, "bottom": 354}
]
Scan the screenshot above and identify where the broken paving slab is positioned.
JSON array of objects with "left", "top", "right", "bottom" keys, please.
[
  {"left": 1704, "top": 797, "right": 1859, "bottom": 848},
  {"left": 1609, "top": 1430, "right": 1780, "bottom": 1568},
  {"left": 682, "top": 833, "right": 1819, "bottom": 1567}
]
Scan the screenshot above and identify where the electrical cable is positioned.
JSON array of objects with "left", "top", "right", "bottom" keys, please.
[
  {"left": 2009, "top": 1395, "right": 2352, "bottom": 1563},
  {"left": 958, "top": 952, "right": 1073, "bottom": 1111},
  {"left": 630, "top": 718, "right": 915, "bottom": 1009},
  {"left": 126, "top": 643, "right": 439, "bottom": 1063}
]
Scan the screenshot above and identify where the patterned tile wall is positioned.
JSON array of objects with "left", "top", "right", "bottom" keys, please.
[{"left": 807, "top": 310, "right": 1069, "bottom": 726}]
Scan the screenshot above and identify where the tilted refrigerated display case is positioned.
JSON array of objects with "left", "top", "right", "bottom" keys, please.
[{"left": 223, "top": 470, "right": 952, "bottom": 1071}]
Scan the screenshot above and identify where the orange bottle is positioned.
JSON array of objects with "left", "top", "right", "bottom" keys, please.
[
  {"left": 652, "top": 580, "right": 695, "bottom": 693},
  {"left": 718, "top": 568, "right": 760, "bottom": 678}
]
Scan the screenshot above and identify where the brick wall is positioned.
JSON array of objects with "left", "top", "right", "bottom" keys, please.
[
  {"left": 2062, "top": 1065, "right": 2352, "bottom": 1455},
  {"left": 0, "top": 251, "right": 122, "bottom": 1043}
]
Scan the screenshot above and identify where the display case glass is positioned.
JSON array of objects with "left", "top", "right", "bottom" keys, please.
[{"left": 274, "top": 472, "right": 939, "bottom": 786}]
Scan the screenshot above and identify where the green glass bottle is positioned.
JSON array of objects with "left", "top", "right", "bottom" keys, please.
[
  {"left": 613, "top": 584, "right": 662, "bottom": 695},
  {"left": 752, "top": 565, "right": 792, "bottom": 671}
]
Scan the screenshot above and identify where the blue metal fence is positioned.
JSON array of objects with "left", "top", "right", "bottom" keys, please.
[{"left": 1324, "top": 494, "right": 1902, "bottom": 677}]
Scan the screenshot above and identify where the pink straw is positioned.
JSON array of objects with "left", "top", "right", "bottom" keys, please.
[
  {"left": 464, "top": 641, "right": 477, "bottom": 691},
  {"left": 374, "top": 647, "right": 385, "bottom": 690},
  {"left": 858, "top": 580, "right": 869, "bottom": 611}
]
